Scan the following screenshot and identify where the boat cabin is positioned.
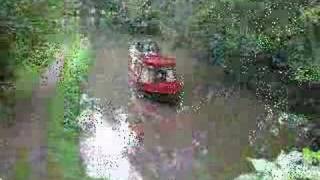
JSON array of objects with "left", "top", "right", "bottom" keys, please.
[{"left": 128, "top": 40, "right": 183, "bottom": 101}]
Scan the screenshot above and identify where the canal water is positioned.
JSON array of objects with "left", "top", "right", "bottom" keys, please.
[{"left": 78, "top": 33, "right": 295, "bottom": 180}]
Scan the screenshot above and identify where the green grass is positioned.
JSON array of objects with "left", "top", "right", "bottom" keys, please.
[
  {"left": 46, "top": 31, "right": 97, "bottom": 179},
  {"left": 303, "top": 148, "right": 320, "bottom": 165},
  {"left": 13, "top": 147, "right": 31, "bottom": 180},
  {"left": 47, "top": 86, "right": 91, "bottom": 180},
  {"left": 14, "top": 64, "right": 40, "bottom": 100},
  {"left": 61, "top": 41, "right": 93, "bottom": 129}
]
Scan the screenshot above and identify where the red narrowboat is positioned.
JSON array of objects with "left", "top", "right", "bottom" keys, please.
[{"left": 128, "top": 39, "right": 183, "bottom": 103}]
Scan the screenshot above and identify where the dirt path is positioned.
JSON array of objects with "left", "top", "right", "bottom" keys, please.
[{"left": 0, "top": 58, "right": 64, "bottom": 180}]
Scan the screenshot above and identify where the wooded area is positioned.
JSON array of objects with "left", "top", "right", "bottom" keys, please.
[{"left": 0, "top": 0, "right": 319, "bottom": 179}]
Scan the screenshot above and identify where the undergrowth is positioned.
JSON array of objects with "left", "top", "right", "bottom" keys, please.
[
  {"left": 303, "top": 148, "right": 320, "bottom": 165},
  {"left": 47, "top": 85, "right": 90, "bottom": 179},
  {"left": 60, "top": 34, "right": 93, "bottom": 130},
  {"left": 47, "top": 30, "right": 95, "bottom": 179}
]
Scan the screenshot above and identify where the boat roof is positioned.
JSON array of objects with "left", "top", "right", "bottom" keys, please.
[{"left": 142, "top": 54, "right": 176, "bottom": 68}]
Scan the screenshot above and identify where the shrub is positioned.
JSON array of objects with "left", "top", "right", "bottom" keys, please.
[
  {"left": 60, "top": 35, "right": 93, "bottom": 130},
  {"left": 303, "top": 148, "right": 320, "bottom": 165},
  {"left": 236, "top": 150, "right": 320, "bottom": 180}
]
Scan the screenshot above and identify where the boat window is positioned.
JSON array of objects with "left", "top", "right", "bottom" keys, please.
[
  {"left": 141, "top": 41, "right": 157, "bottom": 53},
  {"left": 143, "top": 44, "right": 151, "bottom": 53},
  {"left": 152, "top": 68, "right": 176, "bottom": 83},
  {"left": 150, "top": 42, "right": 160, "bottom": 53},
  {"left": 155, "top": 69, "right": 167, "bottom": 82},
  {"left": 134, "top": 62, "right": 142, "bottom": 75},
  {"left": 166, "top": 69, "right": 176, "bottom": 82},
  {"left": 140, "top": 67, "right": 154, "bottom": 83},
  {"left": 130, "top": 61, "right": 135, "bottom": 70},
  {"left": 135, "top": 42, "right": 143, "bottom": 52},
  {"left": 130, "top": 56, "right": 139, "bottom": 70}
]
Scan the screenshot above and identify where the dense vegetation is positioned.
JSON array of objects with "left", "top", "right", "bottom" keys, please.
[
  {"left": 1, "top": 0, "right": 319, "bottom": 179},
  {"left": 95, "top": 0, "right": 319, "bottom": 84},
  {"left": 94, "top": 0, "right": 320, "bottom": 117},
  {"left": 0, "top": 0, "right": 64, "bottom": 123},
  {"left": 236, "top": 150, "right": 320, "bottom": 179},
  {"left": 60, "top": 32, "right": 93, "bottom": 130},
  {"left": 0, "top": 0, "right": 64, "bottom": 76},
  {"left": 1, "top": 0, "right": 94, "bottom": 178}
]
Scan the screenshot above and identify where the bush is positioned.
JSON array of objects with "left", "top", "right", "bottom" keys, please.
[
  {"left": 60, "top": 35, "right": 93, "bottom": 130},
  {"left": 236, "top": 150, "right": 320, "bottom": 180},
  {"left": 303, "top": 148, "right": 320, "bottom": 165},
  {"left": 0, "top": 0, "right": 64, "bottom": 124},
  {"left": 292, "top": 65, "right": 320, "bottom": 83}
]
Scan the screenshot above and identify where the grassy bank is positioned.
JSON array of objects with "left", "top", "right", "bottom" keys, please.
[
  {"left": 0, "top": 41, "right": 62, "bottom": 126},
  {"left": 1, "top": 0, "right": 96, "bottom": 178},
  {"left": 0, "top": 0, "right": 64, "bottom": 125},
  {"left": 48, "top": 86, "right": 89, "bottom": 179},
  {"left": 61, "top": 36, "right": 93, "bottom": 130},
  {"left": 5, "top": 33, "right": 92, "bottom": 179},
  {"left": 47, "top": 30, "right": 95, "bottom": 179}
]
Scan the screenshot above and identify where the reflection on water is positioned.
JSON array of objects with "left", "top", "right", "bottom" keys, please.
[
  {"left": 78, "top": 40, "right": 295, "bottom": 179},
  {"left": 79, "top": 106, "right": 141, "bottom": 179},
  {"left": 78, "top": 96, "right": 210, "bottom": 180},
  {"left": 78, "top": 92, "right": 262, "bottom": 179}
]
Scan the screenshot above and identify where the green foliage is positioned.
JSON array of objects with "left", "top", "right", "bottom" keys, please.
[
  {"left": 293, "top": 65, "right": 320, "bottom": 83},
  {"left": 46, "top": 32, "right": 94, "bottom": 179},
  {"left": 100, "top": 0, "right": 123, "bottom": 25},
  {"left": 12, "top": 40, "right": 61, "bottom": 101},
  {"left": 46, "top": 21, "right": 93, "bottom": 180},
  {"left": 1, "top": 0, "right": 93, "bottom": 178},
  {"left": 13, "top": 148, "right": 31, "bottom": 180},
  {"left": 47, "top": 85, "right": 90, "bottom": 179},
  {"left": 303, "top": 148, "right": 320, "bottom": 165},
  {"left": 0, "top": 0, "right": 64, "bottom": 124},
  {"left": 257, "top": 35, "right": 278, "bottom": 53},
  {"left": 126, "top": 0, "right": 161, "bottom": 35},
  {"left": 278, "top": 112, "right": 308, "bottom": 128},
  {"left": 1, "top": 0, "right": 64, "bottom": 80},
  {"left": 236, "top": 150, "right": 320, "bottom": 180},
  {"left": 100, "top": 0, "right": 319, "bottom": 84},
  {"left": 286, "top": 7, "right": 320, "bottom": 83},
  {"left": 0, "top": 101, "right": 13, "bottom": 124},
  {"left": 186, "top": 0, "right": 320, "bottom": 84},
  {"left": 302, "top": 5, "right": 320, "bottom": 24},
  {"left": 14, "top": 64, "right": 39, "bottom": 99},
  {"left": 210, "top": 34, "right": 226, "bottom": 66},
  {"left": 5, "top": 0, "right": 64, "bottom": 69},
  {"left": 14, "top": 40, "right": 60, "bottom": 73},
  {"left": 60, "top": 35, "right": 93, "bottom": 130}
]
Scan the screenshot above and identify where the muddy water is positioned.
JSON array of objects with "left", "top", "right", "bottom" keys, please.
[{"left": 79, "top": 35, "right": 292, "bottom": 180}]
